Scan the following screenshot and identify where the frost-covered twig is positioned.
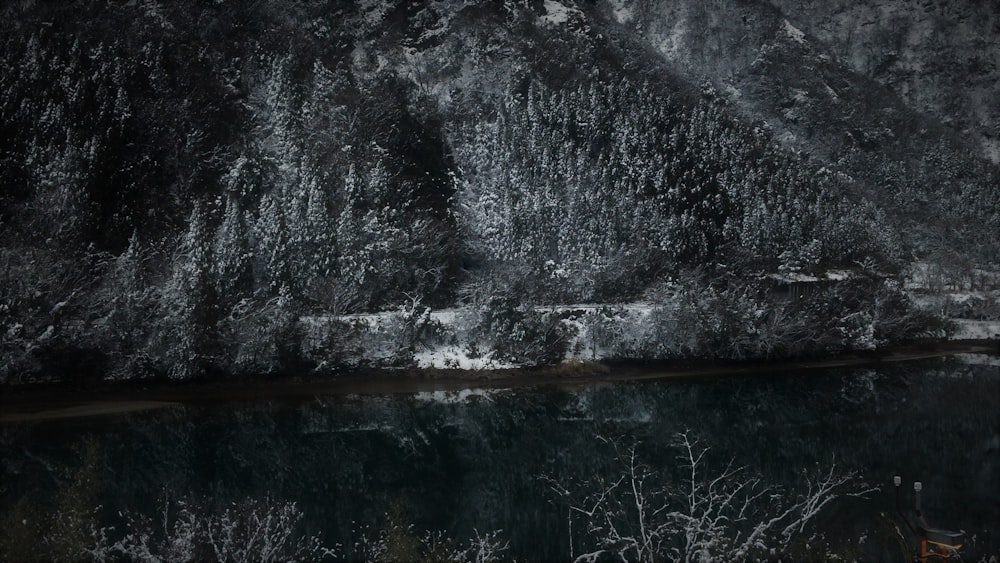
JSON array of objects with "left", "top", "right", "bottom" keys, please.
[{"left": 546, "top": 431, "right": 877, "bottom": 562}]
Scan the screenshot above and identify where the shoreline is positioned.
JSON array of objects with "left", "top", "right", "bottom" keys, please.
[{"left": 1, "top": 339, "right": 997, "bottom": 423}]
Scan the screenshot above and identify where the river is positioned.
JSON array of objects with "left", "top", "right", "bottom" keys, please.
[{"left": 2, "top": 358, "right": 998, "bottom": 560}]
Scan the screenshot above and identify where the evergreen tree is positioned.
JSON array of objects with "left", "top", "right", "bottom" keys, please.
[{"left": 161, "top": 202, "right": 218, "bottom": 379}]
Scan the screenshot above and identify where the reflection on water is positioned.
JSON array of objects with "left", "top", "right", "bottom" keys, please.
[{"left": 2, "top": 360, "right": 998, "bottom": 559}]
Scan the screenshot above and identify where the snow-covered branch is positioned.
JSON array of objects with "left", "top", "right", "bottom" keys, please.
[{"left": 546, "top": 432, "right": 877, "bottom": 562}]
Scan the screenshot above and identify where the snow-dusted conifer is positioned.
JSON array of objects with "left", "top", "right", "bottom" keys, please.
[{"left": 163, "top": 202, "right": 217, "bottom": 379}]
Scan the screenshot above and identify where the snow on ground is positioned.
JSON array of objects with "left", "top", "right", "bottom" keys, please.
[
  {"left": 302, "top": 304, "right": 658, "bottom": 368},
  {"left": 304, "top": 308, "right": 464, "bottom": 328},
  {"left": 768, "top": 270, "right": 861, "bottom": 283},
  {"left": 905, "top": 262, "right": 1000, "bottom": 292},
  {"left": 302, "top": 297, "right": 997, "bottom": 370},
  {"left": 608, "top": 0, "right": 633, "bottom": 24},
  {"left": 534, "top": 303, "right": 654, "bottom": 313},
  {"left": 656, "top": 18, "right": 688, "bottom": 60},
  {"left": 983, "top": 137, "right": 1000, "bottom": 164},
  {"left": 557, "top": 304, "right": 655, "bottom": 361},
  {"left": 539, "top": 0, "right": 582, "bottom": 27},
  {"left": 905, "top": 262, "right": 933, "bottom": 290},
  {"left": 413, "top": 346, "right": 516, "bottom": 370},
  {"left": 825, "top": 269, "right": 854, "bottom": 281},
  {"left": 951, "top": 319, "right": 1000, "bottom": 340},
  {"left": 781, "top": 19, "right": 807, "bottom": 44},
  {"left": 902, "top": 263, "right": 1000, "bottom": 334},
  {"left": 428, "top": 308, "right": 462, "bottom": 325}
]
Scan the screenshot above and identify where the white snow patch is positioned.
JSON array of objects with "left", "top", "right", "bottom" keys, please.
[
  {"left": 905, "top": 262, "right": 1000, "bottom": 293},
  {"left": 428, "top": 308, "right": 462, "bottom": 326},
  {"left": 553, "top": 304, "right": 655, "bottom": 361},
  {"left": 656, "top": 20, "right": 688, "bottom": 60},
  {"left": 535, "top": 303, "right": 654, "bottom": 314},
  {"left": 413, "top": 346, "right": 517, "bottom": 370},
  {"left": 781, "top": 19, "right": 807, "bottom": 44},
  {"left": 608, "top": 0, "right": 633, "bottom": 23},
  {"left": 723, "top": 83, "right": 743, "bottom": 100},
  {"left": 539, "top": 0, "right": 582, "bottom": 27},
  {"left": 951, "top": 319, "right": 1000, "bottom": 340},
  {"left": 769, "top": 272, "right": 821, "bottom": 283},
  {"left": 824, "top": 270, "right": 854, "bottom": 281},
  {"left": 768, "top": 270, "right": 858, "bottom": 284},
  {"left": 905, "top": 262, "right": 931, "bottom": 288},
  {"left": 982, "top": 137, "right": 1000, "bottom": 164}
]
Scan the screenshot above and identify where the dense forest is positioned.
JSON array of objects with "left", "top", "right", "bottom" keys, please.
[{"left": 1, "top": 0, "right": 998, "bottom": 382}]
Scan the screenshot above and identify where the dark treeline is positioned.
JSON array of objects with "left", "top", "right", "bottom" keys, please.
[{"left": 1, "top": 0, "right": 996, "bottom": 381}]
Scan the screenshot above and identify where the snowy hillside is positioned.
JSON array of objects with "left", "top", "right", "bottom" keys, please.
[{"left": 0, "top": 0, "right": 997, "bottom": 382}]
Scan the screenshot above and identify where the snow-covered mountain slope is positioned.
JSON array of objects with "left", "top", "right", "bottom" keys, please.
[
  {"left": 769, "top": 0, "right": 1000, "bottom": 163},
  {"left": 590, "top": 0, "right": 999, "bottom": 162},
  {"left": 1, "top": 0, "right": 997, "bottom": 380}
]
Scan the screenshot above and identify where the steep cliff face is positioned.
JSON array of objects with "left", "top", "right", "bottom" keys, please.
[
  {"left": 768, "top": 0, "right": 1000, "bottom": 163},
  {"left": 599, "top": 0, "right": 1000, "bottom": 163}
]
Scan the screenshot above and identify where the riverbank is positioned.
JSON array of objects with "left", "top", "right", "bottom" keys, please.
[{"left": 1, "top": 339, "right": 997, "bottom": 423}]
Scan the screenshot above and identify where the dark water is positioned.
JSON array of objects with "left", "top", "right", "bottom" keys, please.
[{"left": 2, "top": 359, "right": 999, "bottom": 560}]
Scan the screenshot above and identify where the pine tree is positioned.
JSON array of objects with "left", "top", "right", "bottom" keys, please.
[
  {"left": 254, "top": 191, "right": 291, "bottom": 295},
  {"left": 162, "top": 202, "right": 218, "bottom": 379},
  {"left": 212, "top": 193, "right": 251, "bottom": 297}
]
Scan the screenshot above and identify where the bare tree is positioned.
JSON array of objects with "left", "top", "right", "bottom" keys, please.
[
  {"left": 544, "top": 432, "right": 878, "bottom": 562},
  {"left": 352, "top": 505, "right": 509, "bottom": 563},
  {"left": 101, "top": 494, "right": 334, "bottom": 562}
]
